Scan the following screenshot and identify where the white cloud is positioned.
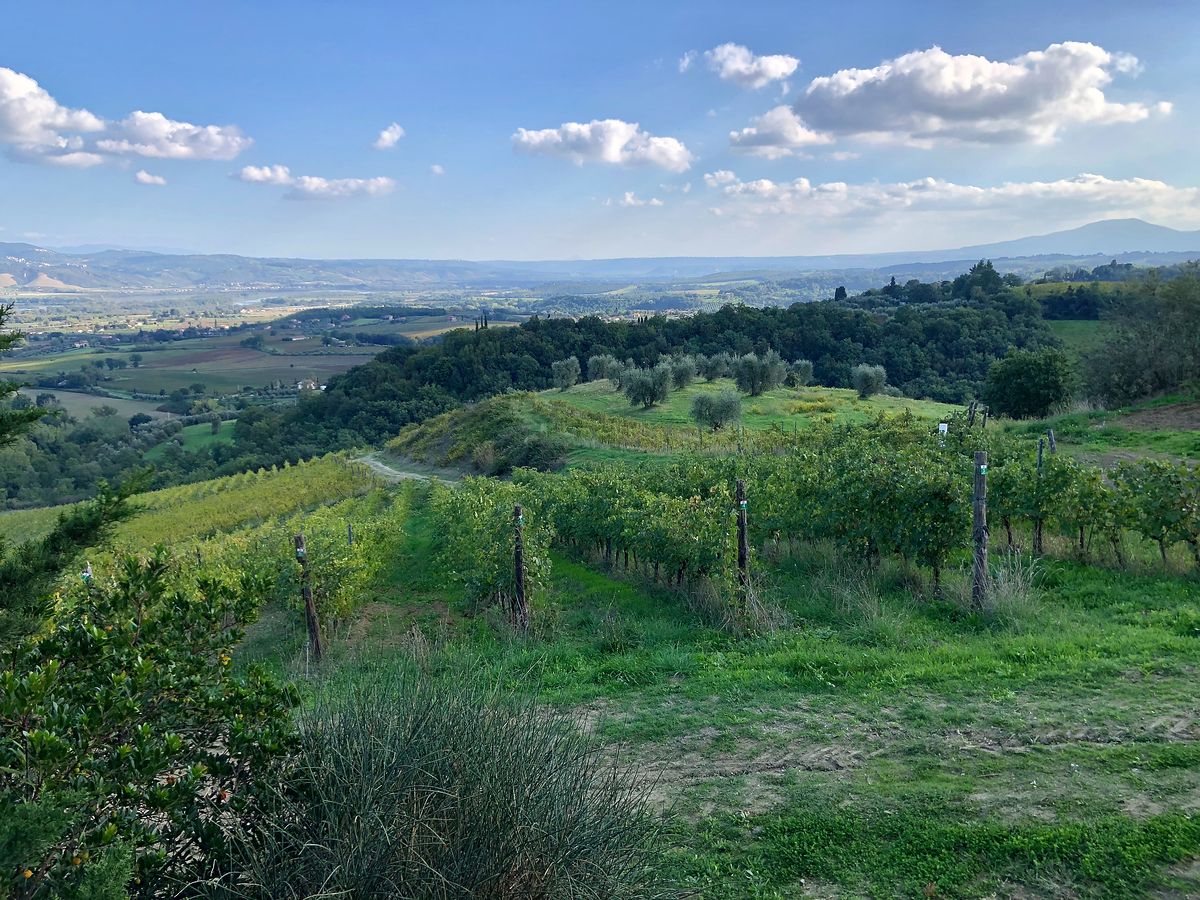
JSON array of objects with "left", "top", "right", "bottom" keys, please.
[
  {"left": 0, "top": 66, "right": 253, "bottom": 168},
  {"left": 374, "top": 122, "right": 405, "bottom": 150},
  {"left": 703, "top": 43, "right": 799, "bottom": 90},
  {"left": 619, "top": 191, "right": 665, "bottom": 207},
  {"left": 430, "top": 163, "right": 445, "bottom": 175},
  {"left": 512, "top": 118, "right": 693, "bottom": 172},
  {"left": 0, "top": 66, "right": 104, "bottom": 165},
  {"left": 703, "top": 169, "right": 737, "bottom": 187},
  {"left": 134, "top": 169, "right": 166, "bottom": 186},
  {"left": 97, "top": 110, "right": 251, "bottom": 160},
  {"left": 236, "top": 163, "right": 394, "bottom": 199},
  {"left": 237, "top": 164, "right": 294, "bottom": 185},
  {"left": 729, "top": 105, "right": 833, "bottom": 158},
  {"left": 704, "top": 171, "right": 1200, "bottom": 226},
  {"left": 678, "top": 50, "right": 698, "bottom": 74},
  {"left": 797, "top": 41, "right": 1168, "bottom": 145}
]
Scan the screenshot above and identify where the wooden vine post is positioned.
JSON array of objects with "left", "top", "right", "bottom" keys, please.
[
  {"left": 1035, "top": 438, "right": 1046, "bottom": 554},
  {"left": 735, "top": 479, "right": 750, "bottom": 592},
  {"left": 972, "top": 452, "right": 989, "bottom": 610},
  {"left": 512, "top": 504, "right": 530, "bottom": 633},
  {"left": 294, "top": 533, "right": 323, "bottom": 664}
]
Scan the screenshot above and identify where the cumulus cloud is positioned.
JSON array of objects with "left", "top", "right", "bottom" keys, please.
[
  {"left": 678, "top": 50, "right": 697, "bottom": 74},
  {"left": 134, "top": 169, "right": 166, "bottom": 186},
  {"left": 729, "top": 105, "right": 833, "bottom": 158},
  {"left": 796, "top": 41, "right": 1168, "bottom": 145},
  {"left": 619, "top": 191, "right": 664, "bottom": 207},
  {"left": 0, "top": 66, "right": 252, "bottom": 168},
  {"left": 703, "top": 171, "right": 1200, "bottom": 226},
  {"left": 374, "top": 122, "right": 405, "bottom": 150},
  {"left": 96, "top": 111, "right": 251, "bottom": 160},
  {"left": 430, "top": 163, "right": 445, "bottom": 175},
  {"left": 236, "top": 164, "right": 395, "bottom": 199},
  {"left": 0, "top": 66, "right": 104, "bottom": 165},
  {"left": 703, "top": 169, "right": 737, "bottom": 187},
  {"left": 512, "top": 118, "right": 693, "bottom": 172},
  {"left": 701, "top": 43, "right": 799, "bottom": 89}
]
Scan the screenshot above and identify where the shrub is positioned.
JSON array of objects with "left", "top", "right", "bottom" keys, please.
[
  {"left": 733, "top": 350, "right": 787, "bottom": 396},
  {"left": 691, "top": 389, "right": 742, "bottom": 431},
  {"left": 851, "top": 364, "right": 887, "bottom": 399},
  {"left": 230, "top": 668, "right": 665, "bottom": 898},
  {"left": 983, "top": 348, "right": 1075, "bottom": 419},
  {"left": 551, "top": 356, "right": 581, "bottom": 391},
  {"left": 0, "top": 552, "right": 297, "bottom": 898}
]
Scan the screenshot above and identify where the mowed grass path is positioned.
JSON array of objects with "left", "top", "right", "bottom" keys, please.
[
  {"left": 545, "top": 377, "right": 963, "bottom": 433},
  {"left": 237, "top": 483, "right": 1200, "bottom": 898}
]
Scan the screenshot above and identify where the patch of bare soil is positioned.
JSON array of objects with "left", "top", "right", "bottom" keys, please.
[{"left": 1117, "top": 402, "right": 1200, "bottom": 431}]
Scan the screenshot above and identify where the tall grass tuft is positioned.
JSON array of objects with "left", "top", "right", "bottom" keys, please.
[{"left": 222, "top": 668, "right": 667, "bottom": 898}]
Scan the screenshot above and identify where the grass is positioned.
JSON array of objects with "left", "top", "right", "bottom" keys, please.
[{"left": 1048, "top": 318, "right": 1117, "bottom": 358}]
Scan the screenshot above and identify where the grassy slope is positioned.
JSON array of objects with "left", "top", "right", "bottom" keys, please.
[
  {"left": 143, "top": 419, "right": 236, "bottom": 461},
  {"left": 236, "top": 484, "right": 1200, "bottom": 898},
  {"left": 550, "top": 377, "right": 962, "bottom": 432}
]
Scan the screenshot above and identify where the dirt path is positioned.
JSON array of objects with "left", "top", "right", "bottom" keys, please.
[{"left": 358, "top": 452, "right": 460, "bottom": 483}]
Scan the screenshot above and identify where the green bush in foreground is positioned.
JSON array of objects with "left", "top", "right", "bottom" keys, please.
[
  {"left": 0, "top": 552, "right": 297, "bottom": 899},
  {"left": 224, "top": 669, "right": 666, "bottom": 899}
]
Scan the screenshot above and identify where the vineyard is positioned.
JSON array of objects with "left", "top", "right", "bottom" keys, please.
[{"left": 6, "top": 388, "right": 1200, "bottom": 897}]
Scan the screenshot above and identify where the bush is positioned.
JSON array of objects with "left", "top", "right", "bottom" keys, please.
[
  {"left": 229, "top": 668, "right": 665, "bottom": 899},
  {"left": 0, "top": 552, "right": 297, "bottom": 898},
  {"left": 691, "top": 389, "right": 742, "bottom": 431},
  {"left": 550, "top": 356, "right": 581, "bottom": 391},
  {"left": 733, "top": 350, "right": 787, "bottom": 396},
  {"left": 983, "top": 348, "right": 1075, "bottom": 419},
  {"left": 851, "top": 364, "right": 887, "bottom": 399}
]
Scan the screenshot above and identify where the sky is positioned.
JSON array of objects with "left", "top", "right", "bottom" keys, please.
[{"left": 1, "top": 0, "right": 1197, "bottom": 260}]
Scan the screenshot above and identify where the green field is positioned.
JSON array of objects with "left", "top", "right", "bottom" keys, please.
[
  {"left": 16, "top": 387, "right": 169, "bottom": 421},
  {"left": 143, "top": 419, "right": 236, "bottom": 460},
  {"left": 1048, "top": 318, "right": 1117, "bottom": 357},
  {"left": 0, "top": 340, "right": 377, "bottom": 394}
]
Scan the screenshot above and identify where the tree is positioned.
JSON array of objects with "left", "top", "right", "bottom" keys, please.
[
  {"left": 551, "top": 356, "right": 581, "bottom": 391},
  {"left": 691, "top": 389, "right": 742, "bottom": 431},
  {"left": 834, "top": 286, "right": 848, "bottom": 303},
  {"left": 983, "top": 348, "right": 1075, "bottom": 419},
  {"left": 699, "top": 352, "right": 731, "bottom": 382},
  {"left": 129, "top": 352, "right": 143, "bottom": 368},
  {"left": 733, "top": 350, "right": 787, "bottom": 396},
  {"left": 851, "top": 364, "right": 887, "bottom": 399},
  {"left": 587, "top": 353, "right": 620, "bottom": 381},
  {"left": 0, "top": 304, "right": 46, "bottom": 448},
  {"left": 788, "top": 359, "right": 814, "bottom": 388},
  {"left": 209, "top": 412, "right": 224, "bottom": 434},
  {"left": 622, "top": 366, "right": 670, "bottom": 409},
  {"left": 128, "top": 412, "right": 153, "bottom": 429},
  {"left": 670, "top": 354, "right": 696, "bottom": 390}
]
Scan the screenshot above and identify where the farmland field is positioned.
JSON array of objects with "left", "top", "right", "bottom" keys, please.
[{"left": 16, "top": 387, "right": 169, "bottom": 420}]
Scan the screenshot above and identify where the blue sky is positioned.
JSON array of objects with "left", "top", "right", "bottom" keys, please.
[{"left": 1, "top": 0, "right": 1196, "bottom": 259}]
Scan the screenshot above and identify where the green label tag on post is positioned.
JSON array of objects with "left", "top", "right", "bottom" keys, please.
[{"left": 979, "top": 465, "right": 988, "bottom": 475}]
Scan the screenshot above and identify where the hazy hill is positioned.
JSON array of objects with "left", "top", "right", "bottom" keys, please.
[{"left": 1, "top": 218, "right": 1197, "bottom": 293}]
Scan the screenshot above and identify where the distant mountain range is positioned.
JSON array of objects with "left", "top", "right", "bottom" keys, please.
[{"left": 2, "top": 218, "right": 1197, "bottom": 293}]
